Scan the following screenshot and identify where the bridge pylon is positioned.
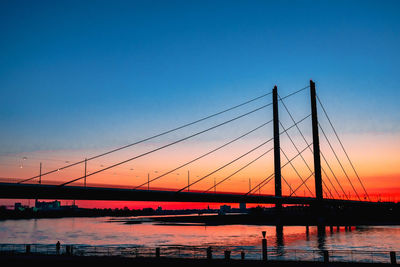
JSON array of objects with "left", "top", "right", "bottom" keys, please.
[
  {"left": 272, "top": 85, "right": 282, "bottom": 207},
  {"left": 310, "top": 80, "right": 323, "bottom": 201}
]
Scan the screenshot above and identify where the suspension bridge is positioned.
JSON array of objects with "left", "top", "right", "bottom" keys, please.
[{"left": 0, "top": 80, "right": 396, "bottom": 210}]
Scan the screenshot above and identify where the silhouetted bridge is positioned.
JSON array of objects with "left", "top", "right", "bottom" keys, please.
[{"left": 0, "top": 80, "right": 395, "bottom": 209}]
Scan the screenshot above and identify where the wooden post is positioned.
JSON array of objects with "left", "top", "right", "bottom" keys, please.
[
  {"left": 390, "top": 251, "right": 396, "bottom": 264},
  {"left": 206, "top": 247, "right": 212, "bottom": 260},
  {"left": 224, "top": 250, "right": 231, "bottom": 260},
  {"left": 207, "top": 247, "right": 212, "bottom": 260},
  {"left": 262, "top": 231, "right": 267, "bottom": 261},
  {"left": 324, "top": 250, "right": 329, "bottom": 263}
]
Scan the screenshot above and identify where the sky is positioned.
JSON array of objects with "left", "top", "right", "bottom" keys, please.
[{"left": 0, "top": 0, "right": 399, "bottom": 209}]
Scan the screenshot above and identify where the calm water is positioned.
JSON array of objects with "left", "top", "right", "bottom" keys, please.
[{"left": 1, "top": 216, "right": 399, "bottom": 254}]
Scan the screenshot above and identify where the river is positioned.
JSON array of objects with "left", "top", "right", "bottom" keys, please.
[{"left": 1, "top": 216, "right": 399, "bottom": 262}]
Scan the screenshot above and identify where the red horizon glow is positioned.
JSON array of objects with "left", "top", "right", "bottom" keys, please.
[{"left": 0, "top": 132, "right": 399, "bottom": 209}]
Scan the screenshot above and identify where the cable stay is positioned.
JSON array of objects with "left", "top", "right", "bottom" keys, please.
[
  {"left": 320, "top": 155, "right": 345, "bottom": 199},
  {"left": 319, "top": 123, "right": 361, "bottom": 201},
  {"left": 278, "top": 94, "right": 346, "bottom": 200},
  {"left": 177, "top": 138, "right": 274, "bottom": 192},
  {"left": 282, "top": 174, "right": 297, "bottom": 196},
  {"left": 289, "top": 172, "right": 314, "bottom": 197},
  {"left": 59, "top": 101, "right": 276, "bottom": 187},
  {"left": 317, "top": 95, "right": 370, "bottom": 201},
  {"left": 17, "top": 90, "right": 273, "bottom": 184},
  {"left": 133, "top": 119, "right": 273, "bottom": 190},
  {"left": 17, "top": 86, "right": 308, "bottom": 185},
  {"left": 322, "top": 180, "right": 335, "bottom": 199},
  {"left": 280, "top": 147, "right": 314, "bottom": 196},
  {"left": 246, "top": 142, "right": 313, "bottom": 195},
  {"left": 179, "top": 114, "right": 311, "bottom": 193},
  {"left": 18, "top": 86, "right": 308, "bottom": 185},
  {"left": 249, "top": 174, "right": 275, "bottom": 195},
  {"left": 203, "top": 147, "right": 274, "bottom": 193}
]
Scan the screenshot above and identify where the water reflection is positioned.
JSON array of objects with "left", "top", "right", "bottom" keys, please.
[
  {"left": 275, "top": 225, "right": 284, "bottom": 255},
  {"left": 305, "top": 225, "right": 310, "bottom": 241},
  {"left": 1, "top": 217, "right": 400, "bottom": 255},
  {"left": 317, "top": 225, "right": 326, "bottom": 250}
]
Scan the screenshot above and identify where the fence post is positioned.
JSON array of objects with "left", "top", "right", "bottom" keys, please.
[
  {"left": 390, "top": 251, "right": 397, "bottom": 265},
  {"left": 25, "top": 245, "right": 31, "bottom": 254},
  {"left": 156, "top": 247, "right": 160, "bottom": 258},
  {"left": 241, "top": 251, "right": 245, "bottom": 260},
  {"left": 262, "top": 231, "right": 267, "bottom": 261},
  {"left": 224, "top": 250, "right": 231, "bottom": 260},
  {"left": 323, "top": 250, "right": 329, "bottom": 263},
  {"left": 206, "top": 247, "right": 212, "bottom": 260}
]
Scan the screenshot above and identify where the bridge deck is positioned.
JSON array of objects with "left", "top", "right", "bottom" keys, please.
[{"left": 0, "top": 183, "right": 393, "bottom": 207}]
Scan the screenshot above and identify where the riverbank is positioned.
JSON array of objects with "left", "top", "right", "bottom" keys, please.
[
  {"left": 0, "top": 206, "right": 219, "bottom": 220},
  {"left": 0, "top": 253, "right": 395, "bottom": 267}
]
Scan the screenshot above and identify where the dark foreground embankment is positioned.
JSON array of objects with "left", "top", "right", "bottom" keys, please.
[{"left": 0, "top": 254, "right": 394, "bottom": 267}]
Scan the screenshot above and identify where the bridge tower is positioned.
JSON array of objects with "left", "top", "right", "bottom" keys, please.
[
  {"left": 310, "top": 80, "right": 323, "bottom": 200},
  {"left": 272, "top": 85, "right": 282, "bottom": 206}
]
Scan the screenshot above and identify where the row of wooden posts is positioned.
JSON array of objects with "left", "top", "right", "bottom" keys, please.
[{"left": 23, "top": 232, "right": 398, "bottom": 265}]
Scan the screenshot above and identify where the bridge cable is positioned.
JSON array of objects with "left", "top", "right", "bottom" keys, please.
[
  {"left": 177, "top": 138, "right": 274, "bottom": 192},
  {"left": 17, "top": 92, "right": 272, "bottom": 184},
  {"left": 203, "top": 147, "right": 274, "bottom": 193},
  {"left": 318, "top": 123, "right": 361, "bottom": 201},
  {"left": 316, "top": 95, "right": 370, "bottom": 201},
  {"left": 289, "top": 172, "right": 314, "bottom": 197},
  {"left": 279, "top": 147, "right": 314, "bottom": 196},
  {"left": 281, "top": 174, "right": 298, "bottom": 196},
  {"left": 249, "top": 174, "right": 275, "bottom": 195},
  {"left": 246, "top": 142, "right": 313, "bottom": 195},
  {"left": 134, "top": 119, "right": 273, "bottom": 189},
  {"left": 322, "top": 180, "right": 335, "bottom": 199},
  {"left": 59, "top": 102, "right": 275, "bottom": 187},
  {"left": 179, "top": 114, "right": 311, "bottom": 193},
  {"left": 280, "top": 120, "right": 340, "bottom": 199},
  {"left": 288, "top": 172, "right": 335, "bottom": 199},
  {"left": 278, "top": 94, "right": 346, "bottom": 199},
  {"left": 18, "top": 86, "right": 308, "bottom": 184}
]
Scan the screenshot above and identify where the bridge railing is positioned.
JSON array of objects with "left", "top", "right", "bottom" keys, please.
[{"left": 0, "top": 243, "right": 399, "bottom": 264}]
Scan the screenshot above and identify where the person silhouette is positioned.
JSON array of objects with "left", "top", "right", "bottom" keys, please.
[{"left": 56, "top": 241, "right": 60, "bottom": 254}]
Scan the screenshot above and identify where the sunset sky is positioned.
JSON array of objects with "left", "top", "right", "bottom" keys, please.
[{"left": 0, "top": 0, "right": 399, "bottom": 209}]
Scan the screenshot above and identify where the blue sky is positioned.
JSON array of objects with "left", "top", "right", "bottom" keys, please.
[{"left": 0, "top": 0, "right": 399, "bottom": 155}]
